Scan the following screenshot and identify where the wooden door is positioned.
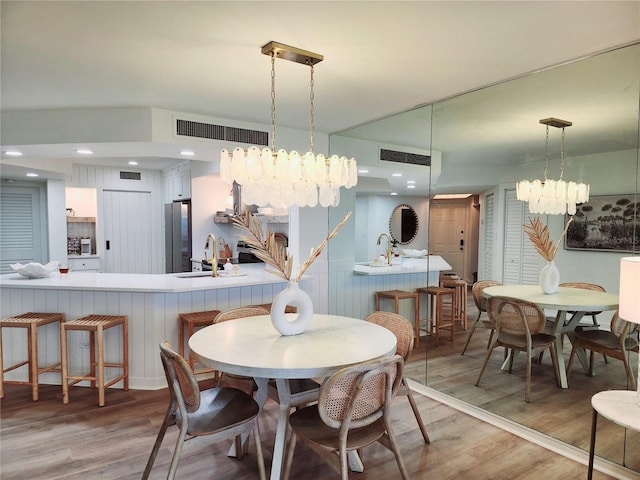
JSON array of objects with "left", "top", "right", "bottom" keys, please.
[
  {"left": 429, "top": 202, "right": 467, "bottom": 278},
  {"left": 102, "top": 190, "right": 153, "bottom": 273}
]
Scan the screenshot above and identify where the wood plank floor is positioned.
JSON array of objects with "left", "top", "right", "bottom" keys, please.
[
  {"left": 0, "top": 380, "right": 621, "bottom": 480},
  {"left": 404, "top": 295, "right": 640, "bottom": 475}
]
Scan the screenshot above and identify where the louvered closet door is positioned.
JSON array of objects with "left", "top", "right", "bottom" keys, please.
[
  {"left": 503, "top": 189, "right": 542, "bottom": 285},
  {"left": 0, "top": 186, "right": 44, "bottom": 273},
  {"left": 102, "top": 190, "right": 152, "bottom": 273},
  {"left": 483, "top": 193, "right": 495, "bottom": 280}
]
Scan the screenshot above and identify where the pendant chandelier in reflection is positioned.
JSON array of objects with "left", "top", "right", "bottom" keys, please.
[
  {"left": 516, "top": 118, "right": 589, "bottom": 215},
  {"left": 220, "top": 41, "right": 357, "bottom": 208}
]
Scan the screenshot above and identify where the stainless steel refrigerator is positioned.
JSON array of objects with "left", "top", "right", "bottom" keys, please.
[{"left": 165, "top": 200, "right": 192, "bottom": 273}]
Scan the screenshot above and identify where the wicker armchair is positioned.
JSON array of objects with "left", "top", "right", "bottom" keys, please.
[
  {"left": 475, "top": 296, "right": 560, "bottom": 403},
  {"left": 282, "top": 355, "right": 409, "bottom": 480},
  {"left": 142, "top": 342, "right": 266, "bottom": 480},
  {"left": 365, "top": 311, "right": 430, "bottom": 443},
  {"left": 461, "top": 280, "right": 502, "bottom": 355},
  {"left": 567, "top": 311, "right": 639, "bottom": 390}
]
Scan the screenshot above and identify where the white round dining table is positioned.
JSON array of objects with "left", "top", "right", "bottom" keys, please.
[
  {"left": 483, "top": 285, "right": 619, "bottom": 388},
  {"left": 189, "top": 313, "right": 397, "bottom": 480}
]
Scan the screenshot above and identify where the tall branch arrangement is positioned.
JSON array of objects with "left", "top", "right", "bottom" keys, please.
[
  {"left": 523, "top": 216, "right": 573, "bottom": 261},
  {"left": 232, "top": 211, "right": 351, "bottom": 283}
]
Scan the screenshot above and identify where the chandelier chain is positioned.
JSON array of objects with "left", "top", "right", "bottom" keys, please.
[
  {"left": 270, "top": 53, "right": 276, "bottom": 152},
  {"left": 544, "top": 124, "right": 549, "bottom": 180},
  {"left": 560, "top": 127, "right": 565, "bottom": 180},
  {"left": 309, "top": 62, "right": 315, "bottom": 153}
]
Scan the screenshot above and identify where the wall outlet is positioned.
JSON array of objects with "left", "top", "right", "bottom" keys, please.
[{"left": 80, "top": 338, "right": 90, "bottom": 349}]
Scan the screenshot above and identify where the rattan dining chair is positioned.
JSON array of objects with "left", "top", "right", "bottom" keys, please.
[
  {"left": 282, "top": 355, "right": 409, "bottom": 480},
  {"left": 142, "top": 342, "right": 266, "bottom": 480},
  {"left": 365, "top": 311, "right": 430, "bottom": 443},
  {"left": 213, "top": 306, "right": 271, "bottom": 395},
  {"left": 461, "top": 280, "right": 502, "bottom": 355},
  {"left": 559, "top": 282, "right": 606, "bottom": 327},
  {"left": 475, "top": 296, "right": 561, "bottom": 403},
  {"left": 566, "top": 310, "right": 639, "bottom": 391}
]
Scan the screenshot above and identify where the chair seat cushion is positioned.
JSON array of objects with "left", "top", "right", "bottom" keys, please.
[
  {"left": 185, "top": 387, "right": 259, "bottom": 436},
  {"left": 498, "top": 332, "right": 556, "bottom": 350},
  {"left": 573, "top": 329, "right": 639, "bottom": 352},
  {"left": 289, "top": 405, "right": 386, "bottom": 451}
]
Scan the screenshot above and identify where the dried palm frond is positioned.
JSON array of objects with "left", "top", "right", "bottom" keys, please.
[
  {"left": 232, "top": 211, "right": 351, "bottom": 282},
  {"left": 523, "top": 217, "right": 573, "bottom": 261}
]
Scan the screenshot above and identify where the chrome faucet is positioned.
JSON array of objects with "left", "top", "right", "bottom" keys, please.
[
  {"left": 376, "top": 233, "right": 393, "bottom": 266},
  {"left": 204, "top": 234, "right": 218, "bottom": 277}
]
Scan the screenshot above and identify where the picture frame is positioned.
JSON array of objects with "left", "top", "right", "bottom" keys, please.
[{"left": 565, "top": 194, "right": 639, "bottom": 252}]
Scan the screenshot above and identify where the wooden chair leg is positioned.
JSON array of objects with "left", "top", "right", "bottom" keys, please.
[{"left": 0, "top": 327, "right": 4, "bottom": 399}]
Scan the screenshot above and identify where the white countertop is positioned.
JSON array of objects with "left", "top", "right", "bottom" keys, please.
[
  {"left": 353, "top": 255, "right": 452, "bottom": 275},
  {"left": 0, "top": 264, "right": 287, "bottom": 293}
]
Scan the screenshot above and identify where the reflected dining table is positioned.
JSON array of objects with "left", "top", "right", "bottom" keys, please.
[
  {"left": 189, "top": 313, "right": 397, "bottom": 480},
  {"left": 483, "top": 285, "right": 619, "bottom": 388}
]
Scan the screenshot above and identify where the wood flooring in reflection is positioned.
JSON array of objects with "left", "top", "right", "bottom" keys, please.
[{"left": 404, "top": 294, "right": 640, "bottom": 476}]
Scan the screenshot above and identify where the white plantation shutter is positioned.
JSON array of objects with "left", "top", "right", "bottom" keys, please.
[
  {"left": 483, "top": 193, "right": 495, "bottom": 279},
  {"left": 503, "top": 189, "right": 542, "bottom": 285}
]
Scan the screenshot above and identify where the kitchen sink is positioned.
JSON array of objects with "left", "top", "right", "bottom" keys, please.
[{"left": 173, "top": 271, "right": 217, "bottom": 278}]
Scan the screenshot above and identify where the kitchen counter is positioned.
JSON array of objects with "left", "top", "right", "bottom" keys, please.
[
  {"left": 0, "top": 264, "right": 286, "bottom": 293},
  {"left": 353, "top": 255, "right": 451, "bottom": 275}
]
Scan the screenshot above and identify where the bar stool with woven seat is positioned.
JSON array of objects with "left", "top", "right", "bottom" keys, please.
[
  {"left": 61, "top": 314, "right": 128, "bottom": 407},
  {"left": 178, "top": 310, "right": 221, "bottom": 375},
  {"left": 440, "top": 277, "right": 468, "bottom": 330},
  {"left": 416, "top": 286, "right": 455, "bottom": 346},
  {"left": 0, "top": 312, "right": 65, "bottom": 401},
  {"left": 375, "top": 289, "right": 420, "bottom": 347}
]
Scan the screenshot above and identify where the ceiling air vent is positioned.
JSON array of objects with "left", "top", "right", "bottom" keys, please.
[
  {"left": 176, "top": 119, "right": 268, "bottom": 146},
  {"left": 120, "top": 171, "right": 141, "bottom": 180},
  {"left": 380, "top": 148, "right": 431, "bottom": 166}
]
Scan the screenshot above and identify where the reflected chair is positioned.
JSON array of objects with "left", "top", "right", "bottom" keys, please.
[
  {"left": 282, "top": 355, "right": 409, "bottom": 480},
  {"left": 461, "top": 280, "right": 502, "bottom": 355},
  {"left": 365, "top": 311, "right": 430, "bottom": 443},
  {"left": 475, "top": 296, "right": 560, "bottom": 403},
  {"left": 566, "top": 311, "right": 639, "bottom": 391},
  {"left": 142, "top": 342, "right": 266, "bottom": 480},
  {"left": 559, "top": 282, "right": 606, "bottom": 327}
]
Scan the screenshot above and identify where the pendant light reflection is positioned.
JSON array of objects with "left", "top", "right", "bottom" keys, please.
[
  {"left": 219, "top": 41, "right": 357, "bottom": 208},
  {"left": 516, "top": 118, "right": 589, "bottom": 215}
]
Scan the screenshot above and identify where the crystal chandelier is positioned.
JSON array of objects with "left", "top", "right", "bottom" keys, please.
[
  {"left": 220, "top": 42, "right": 357, "bottom": 208},
  {"left": 516, "top": 118, "right": 589, "bottom": 215}
]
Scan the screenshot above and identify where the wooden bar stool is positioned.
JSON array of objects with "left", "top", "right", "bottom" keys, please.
[
  {"left": 0, "top": 312, "right": 65, "bottom": 401},
  {"left": 61, "top": 314, "right": 128, "bottom": 407},
  {"left": 440, "top": 278, "right": 468, "bottom": 330},
  {"left": 416, "top": 286, "right": 454, "bottom": 346},
  {"left": 375, "top": 289, "right": 420, "bottom": 347},
  {"left": 178, "top": 310, "right": 221, "bottom": 375}
]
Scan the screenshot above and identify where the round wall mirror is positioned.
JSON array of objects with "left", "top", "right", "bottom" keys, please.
[{"left": 389, "top": 204, "right": 418, "bottom": 244}]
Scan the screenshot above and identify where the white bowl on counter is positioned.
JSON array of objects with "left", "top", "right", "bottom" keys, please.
[{"left": 10, "top": 261, "right": 59, "bottom": 278}]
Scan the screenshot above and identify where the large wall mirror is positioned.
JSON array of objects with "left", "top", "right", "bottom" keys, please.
[
  {"left": 389, "top": 204, "right": 418, "bottom": 244},
  {"left": 329, "top": 43, "right": 639, "bottom": 474}
]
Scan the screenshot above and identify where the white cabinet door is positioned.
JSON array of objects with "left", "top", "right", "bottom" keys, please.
[
  {"left": 68, "top": 257, "right": 100, "bottom": 272},
  {"left": 102, "top": 190, "right": 153, "bottom": 273}
]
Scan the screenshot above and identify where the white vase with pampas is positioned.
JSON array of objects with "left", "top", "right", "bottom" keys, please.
[
  {"left": 524, "top": 217, "right": 573, "bottom": 295},
  {"left": 233, "top": 211, "right": 351, "bottom": 335}
]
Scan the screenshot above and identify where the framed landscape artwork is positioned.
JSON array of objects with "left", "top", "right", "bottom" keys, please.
[{"left": 565, "top": 194, "right": 639, "bottom": 252}]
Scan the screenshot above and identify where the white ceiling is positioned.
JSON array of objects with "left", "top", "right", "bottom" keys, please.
[{"left": 1, "top": 1, "right": 639, "bottom": 194}]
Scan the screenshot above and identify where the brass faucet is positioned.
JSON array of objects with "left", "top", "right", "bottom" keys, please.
[
  {"left": 376, "top": 233, "right": 393, "bottom": 266},
  {"left": 204, "top": 234, "right": 218, "bottom": 277}
]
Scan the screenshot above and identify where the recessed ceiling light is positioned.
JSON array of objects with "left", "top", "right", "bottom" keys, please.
[
  {"left": 407, "top": 185, "right": 416, "bottom": 189},
  {"left": 358, "top": 169, "right": 369, "bottom": 174},
  {"left": 433, "top": 193, "right": 472, "bottom": 199},
  {"left": 128, "top": 160, "right": 139, "bottom": 166},
  {"left": 26, "top": 172, "right": 39, "bottom": 177},
  {"left": 4, "top": 150, "right": 23, "bottom": 156},
  {"left": 75, "top": 149, "right": 93, "bottom": 155},
  {"left": 406, "top": 180, "right": 416, "bottom": 184},
  {"left": 180, "top": 150, "right": 195, "bottom": 156},
  {"left": 390, "top": 192, "right": 398, "bottom": 196},
  {"left": 392, "top": 173, "right": 403, "bottom": 177}
]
